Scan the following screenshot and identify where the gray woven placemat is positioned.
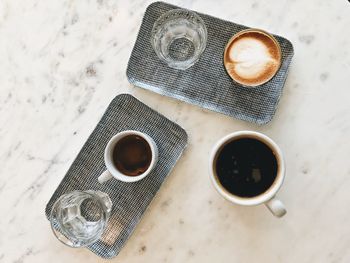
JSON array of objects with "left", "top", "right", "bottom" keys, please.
[
  {"left": 45, "top": 94, "right": 188, "bottom": 258},
  {"left": 127, "top": 1, "right": 294, "bottom": 125}
]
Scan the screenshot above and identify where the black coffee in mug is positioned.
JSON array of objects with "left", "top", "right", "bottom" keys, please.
[
  {"left": 215, "top": 137, "right": 278, "bottom": 197},
  {"left": 112, "top": 135, "right": 152, "bottom": 176}
]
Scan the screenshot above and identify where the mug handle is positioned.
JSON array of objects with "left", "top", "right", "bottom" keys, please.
[
  {"left": 265, "top": 198, "right": 287, "bottom": 218},
  {"left": 98, "top": 170, "right": 113, "bottom": 184}
]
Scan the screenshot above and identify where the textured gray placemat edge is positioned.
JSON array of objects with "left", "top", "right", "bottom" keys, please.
[
  {"left": 103, "top": 142, "right": 187, "bottom": 259},
  {"left": 126, "top": 1, "right": 295, "bottom": 65},
  {"left": 96, "top": 138, "right": 188, "bottom": 260},
  {"left": 126, "top": 1, "right": 295, "bottom": 83},
  {"left": 44, "top": 93, "right": 188, "bottom": 258},
  {"left": 45, "top": 93, "right": 189, "bottom": 219},
  {"left": 127, "top": 79, "right": 271, "bottom": 125},
  {"left": 155, "top": 1, "right": 295, "bottom": 49},
  {"left": 126, "top": 1, "right": 294, "bottom": 125}
]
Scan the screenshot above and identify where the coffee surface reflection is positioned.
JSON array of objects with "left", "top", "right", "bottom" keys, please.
[
  {"left": 112, "top": 135, "right": 152, "bottom": 176},
  {"left": 215, "top": 138, "right": 278, "bottom": 197}
]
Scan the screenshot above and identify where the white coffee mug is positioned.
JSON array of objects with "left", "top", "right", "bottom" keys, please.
[
  {"left": 98, "top": 130, "right": 158, "bottom": 184},
  {"left": 209, "top": 131, "right": 286, "bottom": 218}
]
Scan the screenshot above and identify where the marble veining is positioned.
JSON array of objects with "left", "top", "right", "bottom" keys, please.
[{"left": 0, "top": 0, "right": 350, "bottom": 262}]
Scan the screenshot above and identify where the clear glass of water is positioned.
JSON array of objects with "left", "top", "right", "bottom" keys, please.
[
  {"left": 151, "top": 9, "right": 207, "bottom": 70},
  {"left": 50, "top": 190, "right": 112, "bottom": 248}
]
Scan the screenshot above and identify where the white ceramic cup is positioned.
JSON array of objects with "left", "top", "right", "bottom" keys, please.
[
  {"left": 98, "top": 130, "right": 158, "bottom": 184},
  {"left": 209, "top": 131, "right": 286, "bottom": 218}
]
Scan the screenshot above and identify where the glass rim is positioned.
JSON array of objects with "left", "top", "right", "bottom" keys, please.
[
  {"left": 150, "top": 8, "right": 207, "bottom": 70},
  {"left": 49, "top": 190, "right": 108, "bottom": 248}
]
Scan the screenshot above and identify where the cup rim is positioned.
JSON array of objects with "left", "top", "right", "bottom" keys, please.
[
  {"left": 104, "top": 130, "right": 157, "bottom": 183},
  {"left": 209, "top": 131, "right": 285, "bottom": 206},
  {"left": 223, "top": 28, "right": 282, "bottom": 87}
]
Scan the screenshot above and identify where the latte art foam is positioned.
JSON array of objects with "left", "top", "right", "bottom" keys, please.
[{"left": 224, "top": 30, "right": 281, "bottom": 86}]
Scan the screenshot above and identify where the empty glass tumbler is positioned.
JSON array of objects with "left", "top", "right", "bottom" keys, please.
[
  {"left": 50, "top": 190, "right": 112, "bottom": 248},
  {"left": 151, "top": 9, "right": 207, "bottom": 70}
]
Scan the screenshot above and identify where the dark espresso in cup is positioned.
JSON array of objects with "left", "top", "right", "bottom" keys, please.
[
  {"left": 112, "top": 135, "right": 152, "bottom": 176},
  {"left": 215, "top": 137, "right": 278, "bottom": 197}
]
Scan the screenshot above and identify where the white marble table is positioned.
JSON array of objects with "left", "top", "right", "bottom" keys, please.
[{"left": 1, "top": 0, "right": 350, "bottom": 262}]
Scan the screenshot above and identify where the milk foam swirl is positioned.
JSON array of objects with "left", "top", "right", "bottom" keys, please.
[{"left": 224, "top": 30, "right": 281, "bottom": 86}]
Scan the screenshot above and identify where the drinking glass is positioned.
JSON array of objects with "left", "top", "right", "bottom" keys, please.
[
  {"left": 151, "top": 9, "right": 207, "bottom": 70},
  {"left": 50, "top": 190, "right": 112, "bottom": 247}
]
